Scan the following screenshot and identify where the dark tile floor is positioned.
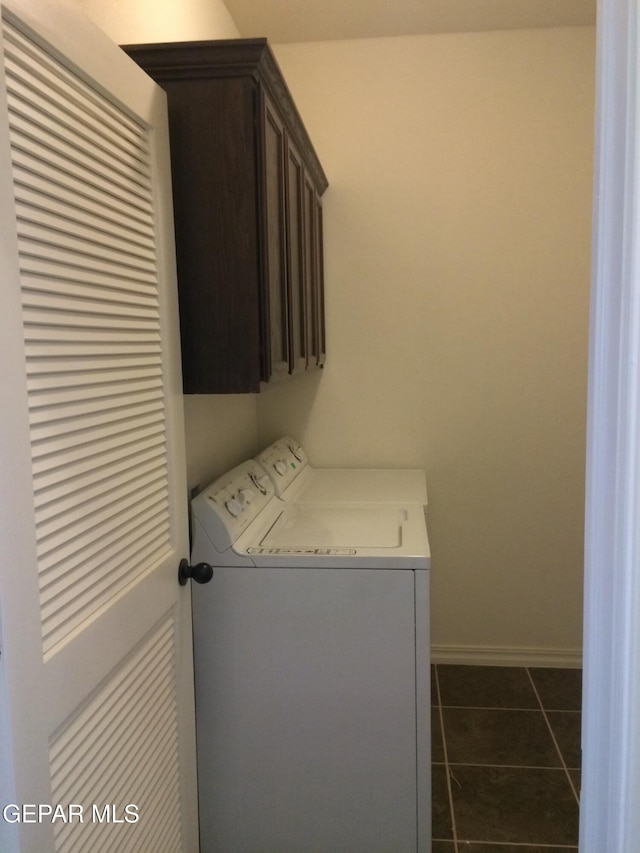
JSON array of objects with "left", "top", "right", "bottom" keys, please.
[{"left": 432, "top": 664, "right": 581, "bottom": 852}]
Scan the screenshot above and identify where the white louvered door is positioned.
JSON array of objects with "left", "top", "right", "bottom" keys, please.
[{"left": 0, "top": 1, "right": 198, "bottom": 852}]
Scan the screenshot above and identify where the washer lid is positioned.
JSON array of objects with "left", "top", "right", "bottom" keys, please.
[{"left": 260, "top": 504, "right": 406, "bottom": 549}]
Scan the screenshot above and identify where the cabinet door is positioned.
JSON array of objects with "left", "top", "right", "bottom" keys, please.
[
  {"left": 263, "top": 97, "right": 289, "bottom": 382},
  {"left": 303, "top": 173, "right": 326, "bottom": 368},
  {"left": 260, "top": 103, "right": 326, "bottom": 384},
  {"left": 285, "top": 136, "right": 306, "bottom": 375},
  {"left": 315, "top": 194, "right": 327, "bottom": 366}
]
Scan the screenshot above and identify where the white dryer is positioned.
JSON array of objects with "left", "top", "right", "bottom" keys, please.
[
  {"left": 190, "top": 460, "right": 431, "bottom": 853},
  {"left": 256, "top": 435, "right": 428, "bottom": 505}
]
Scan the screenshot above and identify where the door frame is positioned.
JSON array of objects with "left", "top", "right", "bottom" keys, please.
[{"left": 581, "top": 0, "right": 640, "bottom": 849}]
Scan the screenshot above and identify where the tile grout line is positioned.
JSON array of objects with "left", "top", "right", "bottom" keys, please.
[
  {"left": 434, "top": 665, "right": 459, "bottom": 853},
  {"left": 445, "top": 761, "right": 577, "bottom": 771},
  {"left": 456, "top": 841, "right": 578, "bottom": 850},
  {"left": 525, "top": 667, "right": 581, "bottom": 806},
  {"left": 440, "top": 702, "right": 579, "bottom": 712}
]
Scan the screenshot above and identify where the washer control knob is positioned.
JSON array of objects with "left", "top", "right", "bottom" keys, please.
[
  {"left": 288, "top": 442, "right": 303, "bottom": 462},
  {"left": 225, "top": 497, "right": 243, "bottom": 517},
  {"left": 249, "top": 471, "right": 269, "bottom": 495},
  {"left": 249, "top": 471, "right": 267, "bottom": 495},
  {"left": 274, "top": 460, "right": 288, "bottom": 476},
  {"left": 238, "top": 488, "right": 254, "bottom": 505}
]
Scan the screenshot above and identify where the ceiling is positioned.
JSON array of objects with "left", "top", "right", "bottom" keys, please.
[{"left": 222, "top": 0, "right": 596, "bottom": 44}]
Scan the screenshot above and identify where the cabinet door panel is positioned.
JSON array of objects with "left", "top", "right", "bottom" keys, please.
[
  {"left": 166, "top": 78, "right": 261, "bottom": 393},
  {"left": 315, "top": 195, "right": 327, "bottom": 366},
  {"left": 303, "top": 175, "right": 326, "bottom": 369},
  {"left": 263, "top": 99, "right": 289, "bottom": 382},
  {"left": 285, "top": 138, "right": 306, "bottom": 374}
]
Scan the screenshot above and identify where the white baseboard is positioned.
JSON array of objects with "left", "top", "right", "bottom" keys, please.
[{"left": 431, "top": 644, "right": 583, "bottom": 669}]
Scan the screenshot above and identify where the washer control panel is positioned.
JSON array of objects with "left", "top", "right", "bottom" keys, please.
[
  {"left": 192, "top": 461, "right": 274, "bottom": 552},
  {"left": 248, "top": 547, "right": 357, "bottom": 556},
  {"left": 256, "top": 436, "right": 308, "bottom": 496}
]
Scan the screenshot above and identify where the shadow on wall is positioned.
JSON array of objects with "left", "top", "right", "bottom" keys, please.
[
  {"left": 257, "top": 369, "right": 324, "bottom": 451},
  {"left": 183, "top": 394, "right": 259, "bottom": 493}
]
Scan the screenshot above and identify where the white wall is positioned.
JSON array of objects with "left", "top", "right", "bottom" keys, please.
[
  {"left": 69, "top": 0, "right": 594, "bottom": 663},
  {"left": 74, "top": 0, "right": 239, "bottom": 44},
  {"left": 262, "top": 28, "right": 595, "bottom": 664},
  {"left": 72, "top": 0, "right": 259, "bottom": 492}
]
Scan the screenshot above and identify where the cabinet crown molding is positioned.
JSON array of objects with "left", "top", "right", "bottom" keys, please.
[{"left": 122, "top": 38, "right": 328, "bottom": 193}]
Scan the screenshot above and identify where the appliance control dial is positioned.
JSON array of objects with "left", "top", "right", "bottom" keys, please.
[
  {"left": 274, "top": 460, "right": 288, "bottom": 476},
  {"left": 249, "top": 471, "right": 269, "bottom": 494},
  {"left": 238, "top": 488, "right": 254, "bottom": 505},
  {"left": 288, "top": 442, "right": 303, "bottom": 462},
  {"left": 225, "top": 497, "right": 243, "bottom": 518}
]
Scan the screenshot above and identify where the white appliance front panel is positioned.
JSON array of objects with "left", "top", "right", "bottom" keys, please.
[
  {"left": 189, "top": 461, "right": 432, "bottom": 853},
  {"left": 192, "top": 566, "right": 427, "bottom": 853}
]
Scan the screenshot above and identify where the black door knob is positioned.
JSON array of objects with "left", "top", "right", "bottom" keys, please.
[{"left": 178, "top": 559, "right": 214, "bottom": 586}]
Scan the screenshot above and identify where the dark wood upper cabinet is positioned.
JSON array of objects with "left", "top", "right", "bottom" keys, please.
[{"left": 122, "top": 38, "right": 328, "bottom": 394}]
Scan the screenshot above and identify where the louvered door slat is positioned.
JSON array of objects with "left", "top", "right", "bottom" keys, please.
[
  {"left": 36, "top": 465, "right": 168, "bottom": 542},
  {"left": 30, "top": 414, "right": 165, "bottom": 469},
  {"left": 22, "top": 275, "right": 156, "bottom": 307},
  {"left": 29, "top": 398, "right": 164, "bottom": 440},
  {"left": 71, "top": 673, "right": 175, "bottom": 805},
  {"left": 9, "top": 126, "right": 153, "bottom": 214},
  {"left": 29, "top": 396, "right": 163, "bottom": 437},
  {"left": 31, "top": 432, "right": 166, "bottom": 492},
  {"left": 36, "top": 466, "right": 167, "bottom": 544},
  {"left": 35, "top": 456, "right": 165, "bottom": 528},
  {"left": 28, "top": 388, "right": 163, "bottom": 427},
  {"left": 16, "top": 208, "right": 157, "bottom": 268},
  {"left": 5, "top": 70, "right": 151, "bottom": 183},
  {"left": 22, "top": 289, "right": 159, "bottom": 322},
  {"left": 4, "top": 36, "right": 153, "bottom": 195},
  {"left": 26, "top": 325, "right": 160, "bottom": 347},
  {"left": 38, "top": 471, "right": 168, "bottom": 553},
  {"left": 51, "top": 641, "right": 173, "bottom": 798},
  {"left": 41, "top": 534, "right": 171, "bottom": 652},
  {"left": 30, "top": 408, "right": 165, "bottom": 459},
  {"left": 49, "top": 617, "right": 183, "bottom": 853},
  {"left": 19, "top": 267, "right": 158, "bottom": 303},
  {"left": 3, "top": 21, "right": 147, "bottom": 144},
  {"left": 16, "top": 210, "right": 157, "bottom": 265},
  {"left": 26, "top": 353, "right": 162, "bottom": 376},
  {"left": 2, "top": 14, "right": 174, "bottom": 659},
  {"left": 12, "top": 153, "right": 154, "bottom": 232},
  {"left": 39, "top": 529, "right": 171, "bottom": 627},
  {"left": 26, "top": 362, "right": 162, "bottom": 393},
  {"left": 21, "top": 277, "right": 160, "bottom": 314},
  {"left": 27, "top": 368, "right": 162, "bottom": 394},
  {"left": 38, "top": 492, "right": 169, "bottom": 581},
  {"left": 24, "top": 309, "right": 159, "bottom": 335},
  {"left": 14, "top": 183, "right": 156, "bottom": 251},
  {"left": 6, "top": 92, "right": 152, "bottom": 194},
  {"left": 33, "top": 450, "right": 166, "bottom": 531},
  {"left": 19, "top": 245, "right": 158, "bottom": 285},
  {"left": 51, "top": 642, "right": 172, "bottom": 796}
]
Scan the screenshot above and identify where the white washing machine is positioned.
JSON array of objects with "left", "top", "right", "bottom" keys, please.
[
  {"left": 190, "top": 460, "right": 431, "bottom": 853},
  {"left": 256, "top": 435, "right": 428, "bottom": 505}
]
